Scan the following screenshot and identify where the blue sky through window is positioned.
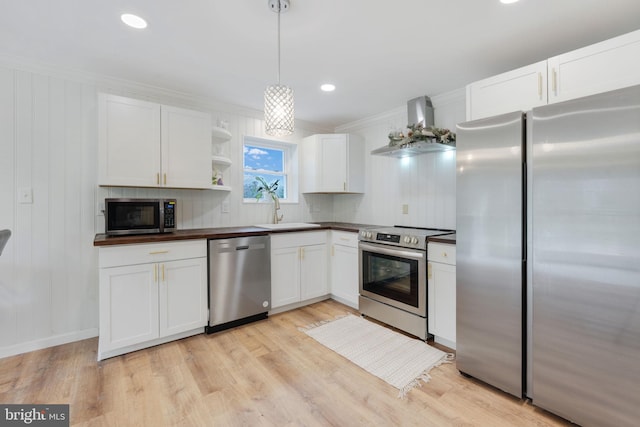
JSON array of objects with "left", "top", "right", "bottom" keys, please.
[
  {"left": 244, "top": 145, "right": 283, "bottom": 173},
  {"left": 243, "top": 144, "right": 286, "bottom": 199}
]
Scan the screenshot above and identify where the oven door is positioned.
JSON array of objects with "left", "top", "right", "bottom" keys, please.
[{"left": 359, "top": 241, "right": 426, "bottom": 316}]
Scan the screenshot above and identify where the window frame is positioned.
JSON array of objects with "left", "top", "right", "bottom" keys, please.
[{"left": 242, "top": 136, "right": 299, "bottom": 204}]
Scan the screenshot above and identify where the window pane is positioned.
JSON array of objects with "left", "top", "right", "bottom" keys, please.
[
  {"left": 243, "top": 172, "right": 286, "bottom": 199},
  {"left": 244, "top": 145, "right": 284, "bottom": 173}
]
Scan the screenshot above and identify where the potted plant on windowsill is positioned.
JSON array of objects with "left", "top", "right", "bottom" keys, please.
[{"left": 254, "top": 177, "right": 283, "bottom": 224}]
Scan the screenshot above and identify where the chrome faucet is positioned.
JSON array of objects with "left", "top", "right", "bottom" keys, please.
[{"left": 273, "top": 197, "right": 283, "bottom": 224}]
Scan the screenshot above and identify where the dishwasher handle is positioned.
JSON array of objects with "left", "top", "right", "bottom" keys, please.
[{"left": 213, "top": 242, "right": 267, "bottom": 253}]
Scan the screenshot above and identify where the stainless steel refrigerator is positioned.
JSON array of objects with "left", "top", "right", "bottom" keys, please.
[{"left": 456, "top": 85, "right": 640, "bottom": 427}]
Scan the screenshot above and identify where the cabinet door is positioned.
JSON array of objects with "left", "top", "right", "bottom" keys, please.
[
  {"left": 159, "top": 257, "right": 208, "bottom": 337},
  {"left": 98, "top": 94, "right": 161, "bottom": 187},
  {"left": 330, "top": 243, "right": 359, "bottom": 307},
  {"left": 99, "top": 263, "right": 159, "bottom": 352},
  {"left": 466, "top": 61, "right": 547, "bottom": 120},
  {"left": 548, "top": 29, "right": 640, "bottom": 104},
  {"left": 271, "top": 247, "right": 301, "bottom": 308},
  {"left": 428, "top": 262, "right": 456, "bottom": 343},
  {"left": 300, "top": 244, "right": 328, "bottom": 300},
  {"left": 161, "top": 105, "right": 212, "bottom": 189},
  {"left": 319, "top": 135, "right": 348, "bottom": 192}
]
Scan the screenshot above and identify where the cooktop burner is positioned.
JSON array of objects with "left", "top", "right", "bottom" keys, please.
[{"left": 358, "top": 225, "right": 454, "bottom": 250}]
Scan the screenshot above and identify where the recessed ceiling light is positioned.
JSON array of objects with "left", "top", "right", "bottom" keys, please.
[
  {"left": 321, "top": 83, "right": 336, "bottom": 92},
  {"left": 500, "top": 0, "right": 520, "bottom": 4},
  {"left": 121, "top": 13, "right": 147, "bottom": 29}
]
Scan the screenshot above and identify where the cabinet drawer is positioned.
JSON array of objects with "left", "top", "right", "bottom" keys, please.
[
  {"left": 271, "top": 231, "right": 327, "bottom": 249},
  {"left": 331, "top": 231, "right": 358, "bottom": 248},
  {"left": 99, "top": 239, "right": 206, "bottom": 268},
  {"left": 428, "top": 243, "right": 456, "bottom": 265}
]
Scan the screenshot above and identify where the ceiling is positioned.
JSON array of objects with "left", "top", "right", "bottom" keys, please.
[{"left": 1, "top": 0, "right": 640, "bottom": 129}]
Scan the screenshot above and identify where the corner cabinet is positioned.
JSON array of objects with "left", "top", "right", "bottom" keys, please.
[
  {"left": 301, "top": 134, "right": 365, "bottom": 193},
  {"left": 329, "top": 231, "right": 359, "bottom": 308},
  {"left": 98, "top": 94, "right": 212, "bottom": 189},
  {"left": 427, "top": 242, "right": 456, "bottom": 349},
  {"left": 270, "top": 231, "right": 329, "bottom": 310},
  {"left": 466, "top": 29, "right": 640, "bottom": 120},
  {"left": 98, "top": 240, "right": 208, "bottom": 360}
]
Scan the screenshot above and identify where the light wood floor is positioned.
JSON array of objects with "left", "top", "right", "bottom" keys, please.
[{"left": 0, "top": 300, "right": 573, "bottom": 426}]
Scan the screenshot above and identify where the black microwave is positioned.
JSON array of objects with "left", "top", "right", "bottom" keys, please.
[{"left": 105, "top": 198, "right": 177, "bottom": 236}]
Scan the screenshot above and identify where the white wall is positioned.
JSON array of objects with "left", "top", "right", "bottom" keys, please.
[
  {"left": 333, "top": 89, "right": 466, "bottom": 229},
  {"left": 0, "top": 61, "right": 332, "bottom": 358}
]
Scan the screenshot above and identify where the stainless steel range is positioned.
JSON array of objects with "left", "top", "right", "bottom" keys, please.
[{"left": 358, "top": 226, "right": 454, "bottom": 340}]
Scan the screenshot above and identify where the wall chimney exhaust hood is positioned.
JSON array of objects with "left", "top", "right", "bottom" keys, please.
[{"left": 371, "top": 95, "right": 456, "bottom": 158}]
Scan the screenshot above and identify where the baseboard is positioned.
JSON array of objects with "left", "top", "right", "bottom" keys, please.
[{"left": 0, "top": 328, "right": 99, "bottom": 359}]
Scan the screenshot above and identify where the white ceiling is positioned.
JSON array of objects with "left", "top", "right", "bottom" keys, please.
[{"left": 1, "top": 0, "right": 640, "bottom": 129}]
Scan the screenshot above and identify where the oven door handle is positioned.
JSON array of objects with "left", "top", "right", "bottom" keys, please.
[{"left": 359, "top": 242, "right": 425, "bottom": 260}]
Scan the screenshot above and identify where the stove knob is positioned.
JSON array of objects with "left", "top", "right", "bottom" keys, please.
[
  {"left": 403, "top": 236, "right": 410, "bottom": 243},
  {"left": 367, "top": 231, "right": 373, "bottom": 238},
  {"left": 411, "top": 237, "right": 419, "bottom": 244}
]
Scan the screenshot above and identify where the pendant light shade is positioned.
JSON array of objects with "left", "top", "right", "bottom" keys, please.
[
  {"left": 265, "top": 84, "right": 294, "bottom": 136},
  {"left": 264, "top": 0, "right": 294, "bottom": 136}
]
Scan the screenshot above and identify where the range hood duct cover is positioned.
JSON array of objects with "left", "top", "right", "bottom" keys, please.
[
  {"left": 371, "top": 95, "right": 455, "bottom": 157},
  {"left": 408, "top": 96, "right": 434, "bottom": 128}
]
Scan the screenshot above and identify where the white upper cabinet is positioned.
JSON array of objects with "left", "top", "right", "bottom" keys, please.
[
  {"left": 467, "top": 29, "right": 640, "bottom": 120},
  {"left": 301, "top": 133, "right": 365, "bottom": 193},
  {"left": 98, "top": 95, "right": 161, "bottom": 187},
  {"left": 548, "top": 29, "right": 640, "bottom": 104},
  {"left": 161, "top": 105, "right": 212, "bottom": 189},
  {"left": 466, "top": 61, "right": 547, "bottom": 121},
  {"left": 98, "top": 94, "right": 212, "bottom": 189}
]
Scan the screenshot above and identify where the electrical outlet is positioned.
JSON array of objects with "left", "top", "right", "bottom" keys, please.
[
  {"left": 402, "top": 204, "right": 409, "bottom": 214},
  {"left": 221, "top": 201, "right": 230, "bottom": 213},
  {"left": 18, "top": 187, "right": 33, "bottom": 204}
]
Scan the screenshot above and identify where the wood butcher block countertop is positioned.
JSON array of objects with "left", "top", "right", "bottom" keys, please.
[{"left": 93, "top": 222, "right": 377, "bottom": 246}]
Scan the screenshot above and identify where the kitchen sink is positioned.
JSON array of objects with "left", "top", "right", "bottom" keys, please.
[{"left": 253, "top": 223, "right": 321, "bottom": 230}]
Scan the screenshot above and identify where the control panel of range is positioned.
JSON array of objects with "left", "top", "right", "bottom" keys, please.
[{"left": 359, "top": 230, "right": 425, "bottom": 249}]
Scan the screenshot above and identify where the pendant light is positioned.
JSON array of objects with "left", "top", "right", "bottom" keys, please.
[{"left": 264, "top": 0, "right": 294, "bottom": 136}]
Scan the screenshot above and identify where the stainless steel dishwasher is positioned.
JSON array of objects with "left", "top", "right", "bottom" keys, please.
[{"left": 206, "top": 234, "right": 271, "bottom": 333}]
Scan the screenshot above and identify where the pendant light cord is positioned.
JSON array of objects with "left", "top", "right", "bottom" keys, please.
[{"left": 276, "top": 4, "right": 281, "bottom": 85}]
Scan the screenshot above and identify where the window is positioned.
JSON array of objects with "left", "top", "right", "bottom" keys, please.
[{"left": 243, "top": 136, "right": 298, "bottom": 203}]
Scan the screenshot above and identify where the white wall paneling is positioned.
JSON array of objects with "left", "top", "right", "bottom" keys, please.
[{"left": 333, "top": 89, "right": 464, "bottom": 229}]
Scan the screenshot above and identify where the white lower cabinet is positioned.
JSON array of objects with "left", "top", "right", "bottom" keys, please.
[
  {"left": 427, "top": 242, "right": 456, "bottom": 349},
  {"left": 98, "top": 240, "right": 207, "bottom": 360},
  {"left": 271, "top": 231, "right": 328, "bottom": 310},
  {"left": 329, "top": 231, "right": 359, "bottom": 308}
]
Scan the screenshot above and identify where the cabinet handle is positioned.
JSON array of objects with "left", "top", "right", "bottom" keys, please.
[
  {"left": 331, "top": 245, "right": 335, "bottom": 257},
  {"left": 442, "top": 252, "right": 448, "bottom": 257},
  {"left": 300, "top": 247, "right": 305, "bottom": 260},
  {"left": 156, "top": 173, "right": 160, "bottom": 185},
  {"left": 552, "top": 68, "right": 557, "bottom": 95},
  {"left": 163, "top": 173, "right": 167, "bottom": 185},
  {"left": 161, "top": 264, "right": 165, "bottom": 281},
  {"left": 428, "top": 263, "right": 432, "bottom": 280},
  {"left": 149, "top": 250, "right": 169, "bottom": 255},
  {"left": 537, "top": 72, "right": 542, "bottom": 99},
  {"left": 154, "top": 264, "right": 158, "bottom": 282}
]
